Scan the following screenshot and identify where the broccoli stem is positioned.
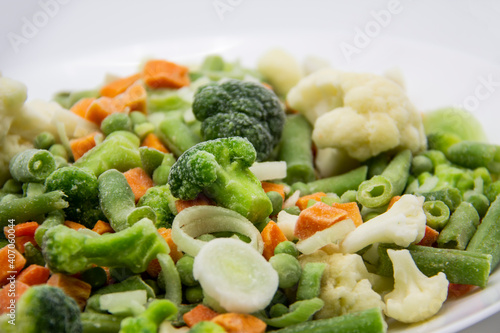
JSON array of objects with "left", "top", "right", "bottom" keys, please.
[
  {"left": 34, "top": 210, "right": 65, "bottom": 245},
  {"left": 9, "top": 148, "right": 56, "bottom": 183}
]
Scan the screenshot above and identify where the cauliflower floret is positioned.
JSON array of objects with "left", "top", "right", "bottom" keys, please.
[
  {"left": 341, "top": 194, "right": 426, "bottom": 254},
  {"left": 257, "top": 48, "right": 303, "bottom": 97},
  {"left": 287, "top": 68, "right": 426, "bottom": 161},
  {"left": 299, "top": 250, "right": 385, "bottom": 319},
  {"left": 384, "top": 249, "right": 449, "bottom": 323}
]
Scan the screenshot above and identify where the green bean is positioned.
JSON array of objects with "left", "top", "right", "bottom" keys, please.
[
  {"left": 1, "top": 179, "right": 22, "bottom": 194},
  {"left": 34, "top": 131, "right": 56, "bottom": 150},
  {"left": 274, "top": 241, "right": 299, "bottom": 258},
  {"left": 158, "top": 253, "right": 182, "bottom": 305},
  {"left": 98, "top": 169, "right": 156, "bottom": 231},
  {"left": 296, "top": 262, "right": 326, "bottom": 301},
  {"left": 129, "top": 111, "right": 148, "bottom": 125},
  {"left": 278, "top": 114, "right": 315, "bottom": 184},
  {"left": 411, "top": 155, "right": 433, "bottom": 176},
  {"left": 447, "top": 141, "right": 500, "bottom": 173},
  {"left": 49, "top": 144, "right": 69, "bottom": 160},
  {"left": 377, "top": 244, "right": 491, "bottom": 287},
  {"left": 176, "top": 255, "right": 197, "bottom": 287},
  {"left": 485, "top": 181, "right": 500, "bottom": 203},
  {"left": 467, "top": 195, "right": 500, "bottom": 271},
  {"left": 270, "top": 303, "right": 289, "bottom": 318},
  {"left": 365, "top": 153, "right": 390, "bottom": 178},
  {"left": 261, "top": 298, "right": 324, "bottom": 328},
  {"left": 24, "top": 241, "right": 45, "bottom": 266},
  {"left": 464, "top": 191, "right": 489, "bottom": 218},
  {"left": 422, "top": 200, "right": 450, "bottom": 231},
  {"left": 271, "top": 307, "right": 386, "bottom": 333},
  {"left": 421, "top": 149, "right": 448, "bottom": 168},
  {"left": 34, "top": 210, "right": 65, "bottom": 245},
  {"left": 0, "top": 191, "right": 68, "bottom": 228},
  {"left": 139, "top": 146, "right": 166, "bottom": 176},
  {"left": 438, "top": 202, "right": 479, "bottom": 250},
  {"left": 427, "top": 132, "right": 462, "bottom": 153},
  {"left": 419, "top": 188, "right": 462, "bottom": 212},
  {"left": 157, "top": 112, "right": 201, "bottom": 157},
  {"left": 148, "top": 91, "right": 190, "bottom": 113},
  {"left": 23, "top": 182, "right": 45, "bottom": 197},
  {"left": 152, "top": 153, "right": 177, "bottom": 186},
  {"left": 267, "top": 191, "right": 284, "bottom": 216},
  {"left": 100, "top": 112, "right": 132, "bottom": 135},
  {"left": 291, "top": 165, "right": 368, "bottom": 196},
  {"left": 81, "top": 312, "right": 122, "bottom": 333},
  {"left": 81, "top": 267, "right": 108, "bottom": 289},
  {"left": 134, "top": 122, "right": 155, "bottom": 140},
  {"left": 357, "top": 150, "right": 412, "bottom": 208},
  {"left": 340, "top": 189, "right": 357, "bottom": 203},
  {"left": 270, "top": 254, "right": 302, "bottom": 289},
  {"left": 9, "top": 148, "right": 56, "bottom": 183}
]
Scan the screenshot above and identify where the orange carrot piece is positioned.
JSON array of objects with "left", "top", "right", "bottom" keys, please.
[
  {"left": 3, "top": 222, "right": 39, "bottom": 239},
  {"left": 175, "top": 194, "right": 213, "bottom": 213},
  {"left": 123, "top": 167, "right": 154, "bottom": 203},
  {"left": 70, "top": 132, "right": 99, "bottom": 161},
  {"left": 118, "top": 83, "right": 147, "bottom": 113},
  {"left": 212, "top": 313, "right": 266, "bottom": 333},
  {"left": 85, "top": 97, "right": 123, "bottom": 125},
  {"left": 0, "top": 246, "right": 26, "bottom": 286},
  {"left": 261, "top": 221, "right": 287, "bottom": 260},
  {"left": 416, "top": 225, "right": 440, "bottom": 247},
  {"left": 146, "top": 259, "right": 162, "bottom": 279},
  {"left": 70, "top": 97, "right": 96, "bottom": 118},
  {"left": 16, "top": 264, "right": 50, "bottom": 286},
  {"left": 47, "top": 273, "right": 92, "bottom": 310},
  {"left": 64, "top": 221, "right": 88, "bottom": 231},
  {"left": 261, "top": 182, "right": 285, "bottom": 200},
  {"left": 183, "top": 304, "right": 219, "bottom": 327},
  {"left": 296, "top": 192, "right": 327, "bottom": 211},
  {"left": 0, "top": 281, "right": 30, "bottom": 314},
  {"left": 141, "top": 133, "right": 169, "bottom": 153},
  {"left": 100, "top": 73, "right": 142, "bottom": 98},
  {"left": 13, "top": 236, "right": 37, "bottom": 253},
  {"left": 92, "top": 220, "right": 114, "bottom": 235},
  {"left": 447, "top": 283, "right": 478, "bottom": 299},
  {"left": 387, "top": 195, "right": 402, "bottom": 210},
  {"left": 157, "top": 228, "right": 183, "bottom": 263},
  {"left": 294, "top": 202, "right": 349, "bottom": 240},
  {"left": 143, "top": 59, "right": 190, "bottom": 89},
  {"left": 331, "top": 202, "right": 363, "bottom": 227}
]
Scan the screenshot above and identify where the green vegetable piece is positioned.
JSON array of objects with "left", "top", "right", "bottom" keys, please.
[
  {"left": 377, "top": 244, "right": 491, "bottom": 287},
  {"left": 81, "top": 312, "right": 122, "bottom": 333},
  {"left": 168, "top": 137, "right": 273, "bottom": 224},
  {"left": 261, "top": 298, "right": 324, "bottom": 328},
  {"left": 119, "top": 299, "right": 177, "bottom": 333},
  {"left": 296, "top": 262, "right": 326, "bottom": 301},
  {"left": 447, "top": 141, "right": 500, "bottom": 173},
  {"left": 49, "top": 144, "right": 69, "bottom": 160},
  {"left": 185, "top": 285, "right": 203, "bottom": 304},
  {"left": 189, "top": 321, "right": 226, "bottom": 333},
  {"left": 0, "top": 191, "right": 68, "bottom": 228},
  {"left": 24, "top": 241, "right": 46, "bottom": 266},
  {"left": 157, "top": 112, "right": 201, "bottom": 157},
  {"left": 81, "top": 267, "right": 108, "bottom": 289},
  {"left": 357, "top": 150, "right": 412, "bottom": 208},
  {"left": 137, "top": 185, "right": 176, "bottom": 229},
  {"left": 139, "top": 146, "right": 165, "bottom": 176},
  {"left": 1, "top": 179, "right": 22, "bottom": 194},
  {"left": 464, "top": 191, "right": 490, "bottom": 218},
  {"left": 34, "top": 210, "right": 65, "bottom": 245},
  {"left": 134, "top": 122, "right": 155, "bottom": 140},
  {"left": 158, "top": 253, "right": 183, "bottom": 305},
  {"left": 421, "top": 149, "right": 449, "bottom": 168},
  {"left": 176, "top": 255, "right": 197, "bottom": 287},
  {"left": 148, "top": 90, "right": 191, "bottom": 113},
  {"left": 9, "top": 148, "right": 56, "bottom": 183},
  {"left": 34, "top": 131, "right": 56, "bottom": 150},
  {"left": 270, "top": 253, "right": 302, "bottom": 289},
  {"left": 267, "top": 191, "right": 284, "bottom": 216},
  {"left": 98, "top": 169, "right": 156, "bottom": 231},
  {"left": 283, "top": 206, "right": 301, "bottom": 216},
  {"left": 279, "top": 114, "right": 315, "bottom": 184},
  {"left": 291, "top": 165, "right": 368, "bottom": 196},
  {"left": 23, "top": 182, "right": 45, "bottom": 197},
  {"left": 73, "top": 131, "right": 142, "bottom": 177},
  {"left": 129, "top": 111, "right": 148, "bottom": 125},
  {"left": 68, "top": 89, "right": 99, "bottom": 107},
  {"left": 200, "top": 54, "right": 225, "bottom": 71},
  {"left": 45, "top": 166, "right": 105, "bottom": 228},
  {"left": 420, "top": 188, "right": 462, "bottom": 212},
  {"left": 423, "top": 107, "right": 487, "bottom": 142},
  {"left": 485, "top": 181, "right": 500, "bottom": 203},
  {"left": 43, "top": 218, "right": 169, "bottom": 274},
  {"left": 422, "top": 200, "right": 450, "bottom": 231},
  {"left": 269, "top": 303, "right": 289, "bottom": 318},
  {"left": 100, "top": 112, "right": 132, "bottom": 135},
  {"left": 427, "top": 132, "right": 462, "bottom": 153},
  {"left": 192, "top": 79, "right": 285, "bottom": 161},
  {"left": 438, "top": 202, "right": 480, "bottom": 250},
  {"left": 411, "top": 155, "right": 433, "bottom": 176},
  {"left": 152, "top": 153, "right": 177, "bottom": 186},
  {"left": 365, "top": 153, "right": 390, "bottom": 178},
  {"left": 274, "top": 241, "right": 299, "bottom": 258}
]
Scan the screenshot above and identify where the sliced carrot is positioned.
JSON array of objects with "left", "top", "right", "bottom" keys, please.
[
  {"left": 143, "top": 59, "right": 190, "bottom": 89},
  {"left": 0, "top": 281, "right": 30, "bottom": 314},
  {"left": 175, "top": 194, "right": 213, "bottom": 213},
  {"left": 294, "top": 202, "right": 349, "bottom": 240},
  {"left": 416, "top": 225, "right": 440, "bottom": 247},
  {"left": 123, "top": 167, "right": 154, "bottom": 203},
  {"left": 157, "top": 228, "right": 183, "bottom": 263},
  {"left": 212, "top": 313, "right": 266, "bottom": 333},
  {"left": 13, "top": 236, "right": 37, "bottom": 253},
  {"left": 447, "top": 283, "right": 477, "bottom": 299},
  {"left": 16, "top": 264, "right": 50, "bottom": 286},
  {"left": 387, "top": 195, "right": 402, "bottom": 210},
  {"left": 118, "top": 83, "right": 147, "bottom": 113},
  {"left": 85, "top": 97, "right": 123, "bottom": 125},
  {"left": 0, "top": 246, "right": 26, "bottom": 286},
  {"left": 3, "top": 222, "right": 39, "bottom": 239},
  {"left": 296, "top": 192, "right": 327, "bottom": 211},
  {"left": 100, "top": 73, "right": 142, "bottom": 98},
  {"left": 183, "top": 304, "right": 219, "bottom": 327},
  {"left": 92, "top": 220, "right": 114, "bottom": 235},
  {"left": 141, "top": 133, "right": 169, "bottom": 153},
  {"left": 70, "top": 97, "right": 96, "bottom": 118},
  {"left": 70, "top": 131, "right": 99, "bottom": 161},
  {"left": 261, "top": 182, "right": 285, "bottom": 200},
  {"left": 331, "top": 202, "right": 363, "bottom": 227},
  {"left": 261, "top": 221, "right": 287, "bottom": 260},
  {"left": 64, "top": 221, "right": 88, "bottom": 231},
  {"left": 47, "top": 273, "right": 92, "bottom": 310}
]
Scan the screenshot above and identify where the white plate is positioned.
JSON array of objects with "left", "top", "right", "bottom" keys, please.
[{"left": 2, "top": 0, "right": 500, "bottom": 332}]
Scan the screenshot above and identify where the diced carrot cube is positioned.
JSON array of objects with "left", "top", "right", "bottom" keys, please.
[
  {"left": 47, "top": 273, "right": 92, "bottom": 310},
  {"left": 261, "top": 221, "right": 287, "bottom": 260},
  {"left": 296, "top": 192, "right": 327, "bottom": 211},
  {"left": 0, "top": 246, "right": 26, "bottom": 286},
  {"left": 0, "top": 281, "right": 30, "bottom": 314},
  {"left": 294, "top": 202, "right": 348, "bottom": 240},
  {"left": 141, "top": 133, "right": 169, "bottom": 153},
  {"left": 143, "top": 59, "right": 190, "bottom": 89},
  {"left": 92, "top": 220, "right": 114, "bottom": 235},
  {"left": 16, "top": 264, "right": 50, "bottom": 286},
  {"left": 70, "top": 97, "right": 96, "bottom": 118},
  {"left": 331, "top": 202, "right": 363, "bottom": 227},
  {"left": 157, "top": 228, "right": 183, "bottom": 263},
  {"left": 212, "top": 313, "right": 266, "bottom": 333},
  {"left": 261, "top": 182, "right": 285, "bottom": 200},
  {"left": 183, "top": 304, "right": 219, "bottom": 327},
  {"left": 100, "top": 73, "right": 142, "bottom": 98},
  {"left": 123, "top": 167, "right": 154, "bottom": 203}
]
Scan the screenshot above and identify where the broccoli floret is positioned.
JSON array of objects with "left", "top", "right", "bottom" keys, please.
[
  {"left": 137, "top": 185, "right": 177, "bottom": 229},
  {"left": 168, "top": 137, "right": 273, "bottom": 223},
  {"left": 45, "top": 166, "right": 105, "bottom": 228},
  {"left": 43, "top": 218, "right": 169, "bottom": 274},
  {"left": 192, "top": 79, "right": 285, "bottom": 161},
  {"left": 15, "top": 285, "right": 82, "bottom": 333}
]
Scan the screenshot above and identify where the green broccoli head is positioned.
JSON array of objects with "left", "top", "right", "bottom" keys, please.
[
  {"left": 192, "top": 79, "right": 285, "bottom": 161},
  {"left": 16, "top": 285, "right": 82, "bottom": 333},
  {"left": 45, "top": 166, "right": 106, "bottom": 228},
  {"left": 137, "top": 185, "right": 176, "bottom": 229},
  {"left": 168, "top": 137, "right": 272, "bottom": 223}
]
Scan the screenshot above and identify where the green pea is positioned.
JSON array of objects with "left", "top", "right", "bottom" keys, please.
[
  {"left": 269, "top": 253, "right": 302, "bottom": 289},
  {"left": 101, "top": 113, "right": 132, "bottom": 135},
  {"left": 185, "top": 285, "right": 203, "bottom": 304},
  {"left": 274, "top": 241, "right": 299, "bottom": 258},
  {"left": 176, "top": 255, "right": 198, "bottom": 287}
]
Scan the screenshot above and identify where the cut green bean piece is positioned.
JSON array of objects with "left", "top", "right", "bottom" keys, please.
[
  {"left": 423, "top": 200, "right": 450, "bottom": 231},
  {"left": 9, "top": 149, "right": 56, "bottom": 183},
  {"left": 261, "top": 298, "right": 324, "bottom": 328},
  {"left": 134, "top": 122, "right": 155, "bottom": 140},
  {"left": 411, "top": 155, "right": 433, "bottom": 176},
  {"left": 139, "top": 146, "right": 166, "bottom": 176},
  {"left": 419, "top": 188, "right": 462, "bottom": 212},
  {"left": 81, "top": 312, "right": 122, "bottom": 333},
  {"left": 438, "top": 202, "right": 479, "bottom": 250},
  {"left": 365, "top": 153, "right": 390, "bottom": 178},
  {"left": 34, "top": 131, "right": 56, "bottom": 150},
  {"left": 81, "top": 267, "right": 108, "bottom": 289},
  {"left": 427, "top": 132, "right": 462, "bottom": 153},
  {"left": 158, "top": 253, "right": 182, "bottom": 305},
  {"left": 157, "top": 113, "right": 201, "bottom": 157},
  {"left": 377, "top": 244, "right": 491, "bottom": 287},
  {"left": 447, "top": 141, "right": 500, "bottom": 173},
  {"left": 357, "top": 150, "right": 412, "bottom": 208},
  {"left": 421, "top": 149, "right": 449, "bottom": 168},
  {"left": 465, "top": 191, "right": 489, "bottom": 218},
  {"left": 296, "top": 262, "right": 326, "bottom": 301},
  {"left": 1, "top": 179, "right": 22, "bottom": 194}
]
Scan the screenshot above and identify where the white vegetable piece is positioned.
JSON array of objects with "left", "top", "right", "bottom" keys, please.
[
  {"left": 384, "top": 249, "right": 449, "bottom": 323},
  {"left": 296, "top": 219, "right": 355, "bottom": 255},
  {"left": 341, "top": 194, "right": 426, "bottom": 254},
  {"left": 99, "top": 290, "right": 147, "bottom": 316},
  {"left": 249, "top": 161, "right": 287, "bottom": 181},
  {"left": 276, "top": 210, "right": 299, "bottom": 241},
  {"left": 193, "top": 238, "right": 279, "bottom": 313},
  {"left": 257, "top": 48, "right": 303, "bottom": 96}
]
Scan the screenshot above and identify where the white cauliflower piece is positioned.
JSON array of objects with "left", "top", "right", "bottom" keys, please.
[
  {"left": 341, "top": 194, "right": 426, "bottom": 254},
  {"left": 299, "top": 250, "right": 385, "bottom": 319},
  {"left": 287, "top": 68, "right": 426, "bottom": 161},
  {"left": 384, "top": 249, "right": 449, "bottom": 323},
  {"left": 257, "top": 48, "right": 303, "bottom": 96}
]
